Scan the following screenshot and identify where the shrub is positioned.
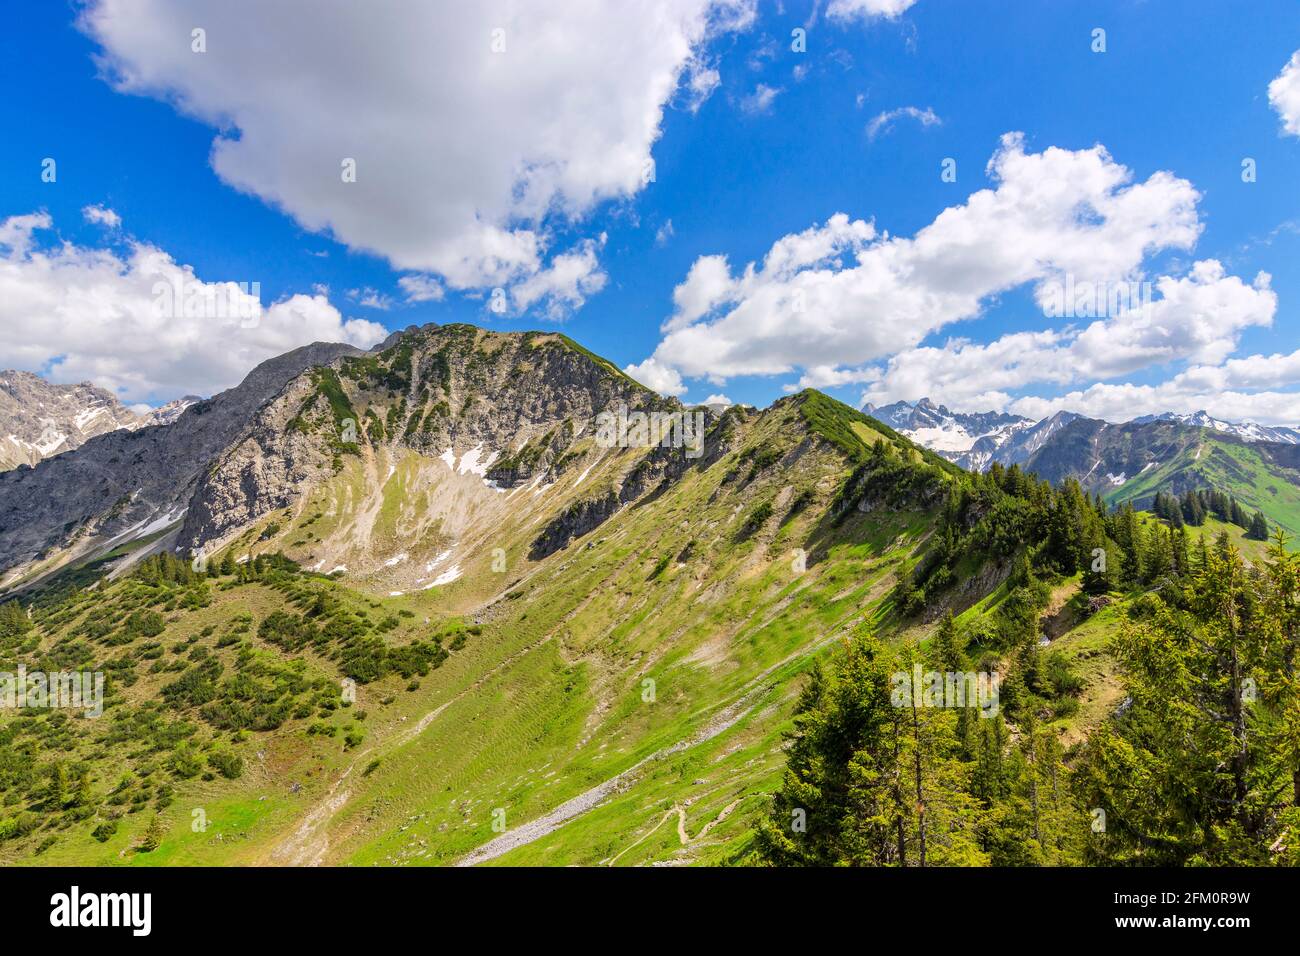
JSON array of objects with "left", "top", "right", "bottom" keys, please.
[
  {"left": 91, "top": 819, "right": 118, "bottom": 843},
  {"left": 207, "top": 750, "right": 244, "bottom": 780}
]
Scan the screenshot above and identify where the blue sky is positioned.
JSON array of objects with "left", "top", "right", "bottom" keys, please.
[{"left": 2, "top": 0, "right": 1299, "bottom": 423}]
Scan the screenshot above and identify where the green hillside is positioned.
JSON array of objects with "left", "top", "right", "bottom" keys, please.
[
  {"left": 3, "top": 330, "right": 1297, "bottom": 868},
  {"left": 1107, "top": 434, "right": 1300, "bottom": 537}
]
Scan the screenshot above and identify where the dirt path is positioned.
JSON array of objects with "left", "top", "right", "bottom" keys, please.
[
  {"left": 454, "top": 695, "right": 758, "bottom": 866},
  {"left": 454, "top": 594, "right": 871, "bottom": 867},
  {"left": 1041, "top": 580, "right": 1081, "bottom": 642},
  {"left": 606, "top": 798, "right": 743, "bottom": 867}
]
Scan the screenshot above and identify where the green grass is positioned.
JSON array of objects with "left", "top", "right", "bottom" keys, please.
[
  {"left": 0, "top": 329, "right": 1177, "bottom": 868},
  {"left": 1108, "top": 435, "right": 1300, "bottom": 538}
]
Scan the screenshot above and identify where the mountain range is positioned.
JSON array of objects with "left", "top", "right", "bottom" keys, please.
[
  {"left": 870, "top": 398, "right": 1300, "bottom": 536},
  {"left": 0, "top": 370, "right": 198, "bottom": 471},
  {"left": 0, "top": 324, "right": 1295, "bottom": 867}
]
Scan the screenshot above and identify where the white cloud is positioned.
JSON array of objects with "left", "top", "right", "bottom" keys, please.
[
  {"left": 1009, "top": 382, "right": 1300, "bottom": 428},
  {"left": 0, "top": 211, "right": 385, "bottom": 402},
  {"left": 635, "top": 134, "right": 1201, "bottom": 390},
  {"left": 683, "top": 63, "right": 722, "bottom": 112},
  {"left": 0, "top": 213, "right": 50, "bottom": 258},
  {"left": 1269, "top": 50, "right": 1300, "bottom": 137},
  {"left": 624, "top": 357, "right": 687, "bottom": 396},
  {"left": 701, "top": 393, "right": 732, "bottom": 405},
  {"left": 82, "top": 204, "right": 122, "bottom": 228},
  {"left": 866, "top": 105, "right": 940, "bottom": 140},
  {"left": 795, "top": 364, "right": 879, "bottom": 390},
  {"left": 80, "top": 0, "right": 752, "bottom": 308},
  {"left": 398, "top": 274, "right": 445, "bottom": 303},
  {"left": 1014, "top": 346, "right": 1300, "bottom": 425},
  {"left": 655, "top": 219, "right": 676, "bottom": 247},
  {"left": 347, "top": 287, "right": 394, "bottom": 310},
  {"left": 741, "top": 83, "right": 782, "bottom": 114},
  {"left": 860, "top": 261, "right": 1277, "bottom": 410},
  {"left": 509, "top": 238, "right": 608, "bottom": 319},
  {"left": 827, "top": 0, "right": 920, "bottom": 21},
  {"left": 666, "top": 253, "right": 740, "bottom": 331}
]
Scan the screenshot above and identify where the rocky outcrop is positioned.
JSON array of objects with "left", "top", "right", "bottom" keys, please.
[
  {"left": 528, "top": 406, "right": 736, "bottom": 559},
  {"left": 0, "top": 342, "right": 364, "bottom": 572},
  {"left": 177, "top": 373, "right": 342, "bottom": 553},
  {"left": 177, "top": 325, "right": 669, "bottom": 553},
  {"left": 0, "top": 371, "right": 142, "bottom": 471}
]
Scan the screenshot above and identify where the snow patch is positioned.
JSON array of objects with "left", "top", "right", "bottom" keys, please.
[
  {"left": 424, "top": 549, "right": 455, "bottom": 572},
  {"left": 422, "top": 564, "right": 463, "bottom": 589},
  {"left": 458, "top": 443, "right": 497, "bottom": 477},
  {"left": 383, "top": 552, "right": 409, "bottom": 568},
  {"left": 573, "top": 454, "right": 604, "bottom": 489},
  {"left": 905, "top": 424, "right": 979, "bottom": 453}
]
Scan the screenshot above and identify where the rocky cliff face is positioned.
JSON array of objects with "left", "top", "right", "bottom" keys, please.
[
  {"left": 0, "top": 342, "right": 364, "bottom": 574},
  {"left": 1, "top": 324, "right": 900, "bottom": 594},
  {"left": 0, "top": 371, "right": 142, "bottom": 471},
  {"left": 178, "top": 325, "right": 672, "bottom": 553}
]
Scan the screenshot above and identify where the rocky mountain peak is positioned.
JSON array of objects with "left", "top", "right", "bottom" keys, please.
[{"left": 0, "top": 369, "right": 142, "bottom": 471}]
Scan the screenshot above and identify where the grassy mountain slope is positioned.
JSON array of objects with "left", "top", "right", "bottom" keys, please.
[
  {"left": 0, "top": 332, "right": 1187, "bottom": 867},
  {"left": 1105, "top": 433, "right": 1300, "bottom": 537},
  {"left": 1, "top": 384, "right": 967, "bottom": 865}
]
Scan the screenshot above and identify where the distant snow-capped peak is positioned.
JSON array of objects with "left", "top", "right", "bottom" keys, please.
[
  {"left": 864, "top": 398, "right": 1035, "bottom": 455},
  {"left": 865, "top": 398, "right": 1300, "bottom": 477},
  {"left": 1130, "top": 410, "right": 1300, "bottom": 445},
  {"left": 0, "top": 371, "right": 203, "bottom": 472}
]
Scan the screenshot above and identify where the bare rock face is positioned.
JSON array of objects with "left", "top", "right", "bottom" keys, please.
[
  {"left": 0, "top": 342, "right": 365, "bottom": 572},
  {"left": 0, "top": 371, "right": 141, "bottom": 471},
  {"left": 177, "top": 324, "right": 670, "bottom": 552},
  {"left": 1, "top": 323, "right": 735, "bottom": 580}
]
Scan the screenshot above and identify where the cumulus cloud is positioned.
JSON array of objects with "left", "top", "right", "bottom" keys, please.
[
  {"left": 0, "top": 211, "right": 385, "bottom": 402},
  {"left": 347, "top": 288, "right": 394, "bottom": 310},
  {"left": 624, "top": 357, "right": 687, "bottom": 396},
  {"left": 80, "top": 0, "right": 752, "bottom": 308},
  {"left": 866, "top": 105, "right": 940, "bottom": 140},
  {"left": 397, "top": 274, "right": 445, "bottom": 303},
  {"left": 682, "top": 63, "right": 722, "bottom": 112},
  {"left": 1269, "top": 50, "right": 1300, "bottom": 137},
  {"left": 740, "top": 83, "right": 782, "bottom": 114},
  {"left": 82, "top": 204, "right": 121, "bottom": 228},
  {"left": 860, "top": 261, "right": 1277, "bottom": 410},
  {"left": 509, "top": 238, "right": 608, "bottom": 319},
  {"left": 1009, "top": 382, "right": 1300, "bottom": 427},
  {"left": 636, "top": 134, "right": 1201, "bottom": 389},
  {"left": 632, "top": 132, "right": 1298, "bottom": 425},
  {"left": 827, "top": 0, "right": 920, "bottom": 21}
]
